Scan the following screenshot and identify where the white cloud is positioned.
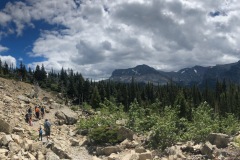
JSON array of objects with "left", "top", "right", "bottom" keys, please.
[
  {"left": 0, "top": 45, "right": 9, "bottom": 52},
  {"left": 0, "top": 55, "right": 16, "bottom": 68},
  {"left": 1, "top": 0, "right": 240, "bottom": 79}
]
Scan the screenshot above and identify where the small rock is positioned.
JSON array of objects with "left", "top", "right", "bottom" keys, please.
[{"left": 69, "top": 138, "right": 79, "bottom": 146}]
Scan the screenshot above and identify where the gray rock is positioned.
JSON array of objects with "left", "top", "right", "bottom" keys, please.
[
  {"left": 117, "top": 127, "right": 134, "bottom": 141},
  {"left": 207, "top": 133, "right": 230, "bottom": 148},
  {"left": 97, "top": 146, "right": 121, "bottom": 156},
  {"left": 55, "top": 108, "right": 78, "bottom": 125},
  {"left": 201, "top": 141, "right": 214, "bottom": 159},
  {"left": 52, "top": 143, "right": 72, "bottom": 159},
  {"left": 17, "top": 95, "right": 30, "bottom": 103},
  {"left": 0, "top": 135, "right": 13, "bottom": 146},
  {"left": 139, "top": 151, "right": 152, "bottom": 160},
  {"left": 0, "top": 118, "right": 12, "bottom": 134},
  {"left": 135, "top": 147, "right": 146, "bottom": 153},
  {"left": 8, "top": 141, "right": 21, "bottom": 153},
  {"left": 69, "top": 138, "right": 79, "bottom": 146}
]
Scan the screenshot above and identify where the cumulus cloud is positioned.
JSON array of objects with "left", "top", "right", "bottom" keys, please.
[
  {"left": 1, "top": 0, "right": 240, "bottom": 79},
  {"left": 0, "top": 55, "right": 16, "bottom": 68}
]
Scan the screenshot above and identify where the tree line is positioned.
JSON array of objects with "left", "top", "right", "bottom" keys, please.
[{"left": 1, "top": 60, "right": 240, "bottom": 119}]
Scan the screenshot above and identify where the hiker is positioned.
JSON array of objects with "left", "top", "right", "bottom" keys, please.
[
  {"left": 25, "top": 113, "right": 29, "bottom": 123},
  {"left": 40, "top": 106, "right": 45, "bottom": 118},
  {"left": 29, "top": 115, "right": 33, "bottom": 126},
  {"left": 27, "top": 106, "right": 32, "bottom": 116},
  {"left": 38, "top": 126, "right": 43, "bottom": 141},
  {"left": 35, "top": 106, "right": 40, "bottom": 119},
  {"left": 44, "top": 119, "right": 51, "bottom": 140}
]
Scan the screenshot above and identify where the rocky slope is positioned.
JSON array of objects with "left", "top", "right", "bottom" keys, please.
[{"left": 0, "top": 77, "right": 239, "bottom": 160}]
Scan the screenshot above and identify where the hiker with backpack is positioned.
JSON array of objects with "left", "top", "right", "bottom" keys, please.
[
  {"left": 40, "top": 106, "right": 45, "bottom": 118},
  {"left": 38, "top": 126, "right": 43, "bottom": 141},
  {"left": 44, "top": 119, "right": 51, "bottom": 140}
]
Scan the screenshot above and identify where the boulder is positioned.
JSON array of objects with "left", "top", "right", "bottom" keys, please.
[
  {"left": 117, "top": 127, "right": 134, "bottom": 141},
  {"left": 11, "top": 134, "right": 22, "bottom": 144},
  {"left": 52, "top": 143, "right": 72, "bottom": 159},
  {"left": 17, "top": 95, "right": 30, "bottom": 103},
  {"left": 201, "top": 141, "right": 214, "bottom": 159},
  {"left": 139, "top": 151, "right": 152, "bottom": 160},
  {"left": 0, "top": 118, "right": 12, "bottom": 134},
  {"left": 55, "top": 108, "right": 78, "bottom": 125},
  {"left": 0, "top": 134, "right": 13, "bottom": 146},
  {"left": 207, "top": 133, "right": 230, "bottom": 148},
  {"left": 21, "top": 138, "right": 33, "bottom": 151},
  {"left": 30, "top": 141, "right": 43, "bottom": 152},
  {"left": 13, "top": 127, "right": 25, "bottom": 133},
  {"left": 101, "top": 146, "right": 121, "bottom": 156},
  {"left": 8, "top": 141, "right": 21, "bottom": 153},
  {"left": 46, "top": 151, "right": 60, "bottom": 160}
]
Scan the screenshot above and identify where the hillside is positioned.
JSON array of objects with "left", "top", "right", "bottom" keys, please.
[{"left": 0, "top": 77, "right": 240, "bottom": 160}]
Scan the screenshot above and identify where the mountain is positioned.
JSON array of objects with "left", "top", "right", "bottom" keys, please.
[
  {"left": 110, "top": 64, "right": 170, "bottom": 85},
  {"left": 109, "top": 61, "right": 240, "bottom": 86}
]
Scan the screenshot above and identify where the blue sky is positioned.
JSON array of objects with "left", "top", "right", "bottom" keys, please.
[{"left": 0, "top": 0, "right": 240, "bottom": 80}]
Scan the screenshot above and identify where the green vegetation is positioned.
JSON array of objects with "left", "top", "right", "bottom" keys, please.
[
  {"left": 77, "top": 100, "right": 239, "bottom": 150},
  {"left": 0, "top": 60, "right": 239, "bottom": 150}
]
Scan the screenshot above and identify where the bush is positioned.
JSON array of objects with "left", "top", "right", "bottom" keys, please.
[
  {"left": 89, "top": 125, "right": 123, "bottom": 145},
  {"left": 148, "top": 106, "right": 179, "bottom": 150},
  {"left": 183, "top": 102, "right": 219, "bottom": 143},
  {"left": 219, "top": 113, "right": 239, "bottom": 135}
]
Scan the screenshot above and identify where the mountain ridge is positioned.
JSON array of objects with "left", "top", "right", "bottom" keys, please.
[{"left": 109, "top": 61, "right": 240, "bottom": 86}]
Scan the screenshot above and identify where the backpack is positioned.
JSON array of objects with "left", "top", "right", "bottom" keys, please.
[
  {"left": 39, "top": 129, "right": 43, "bottom": 134},
  {"left": 44, "top": 121, "right": 51, "bottom": 129}
]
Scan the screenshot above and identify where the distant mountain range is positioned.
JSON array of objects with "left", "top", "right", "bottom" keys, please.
[{"left": 109, "top": 61, "right": 240, "bottom": 86}]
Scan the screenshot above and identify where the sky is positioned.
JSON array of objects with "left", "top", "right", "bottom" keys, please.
[{"left": 0, "top": 0, "right": 240, "bottom": 80}]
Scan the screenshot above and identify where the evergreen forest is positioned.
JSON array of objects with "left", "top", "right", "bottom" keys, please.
[{"left": 1, "top": 60, "right": 240, "bottom": 149}]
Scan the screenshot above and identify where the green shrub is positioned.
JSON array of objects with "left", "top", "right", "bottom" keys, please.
[
  {"left": 148, "top": 106, "right": 179, "bottom": 150},
  {"left": 89, "top": 125, "right": 123, "bottom": 145},
  {"left": 183, "top": 102, "right": 219, "bottom": 143},
  {"left": 219, "top": 113, "right": 239, "bottom": 135}
]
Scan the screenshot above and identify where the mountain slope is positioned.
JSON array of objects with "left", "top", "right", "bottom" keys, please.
[{"left": 109, "top": 60, "right": 240, "bottom": 86}]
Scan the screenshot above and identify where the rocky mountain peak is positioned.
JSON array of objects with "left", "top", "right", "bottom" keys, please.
[{"left": 110, "top": 60, "right": 240, "bottom": 86}]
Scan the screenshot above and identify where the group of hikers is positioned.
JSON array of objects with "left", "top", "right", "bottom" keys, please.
[
  {"left": 25, "top": 106, "right": 45, "bottom": 125},
  {"left": 25, "top": 105, "right": 51, "bottom": 141}
]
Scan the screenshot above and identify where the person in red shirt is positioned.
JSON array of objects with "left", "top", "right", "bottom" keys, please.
[{"left": 35, "top": 106, "right": 40, "bottom": 119}]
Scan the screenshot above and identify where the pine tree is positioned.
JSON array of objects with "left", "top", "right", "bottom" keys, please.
[{"left": 90, "top": 86, "right": 101, "bottom": 108}]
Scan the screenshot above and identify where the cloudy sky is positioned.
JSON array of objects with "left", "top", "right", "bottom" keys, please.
[{"left": 0, "top": 0, "right": 240, "bottom": 80}]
